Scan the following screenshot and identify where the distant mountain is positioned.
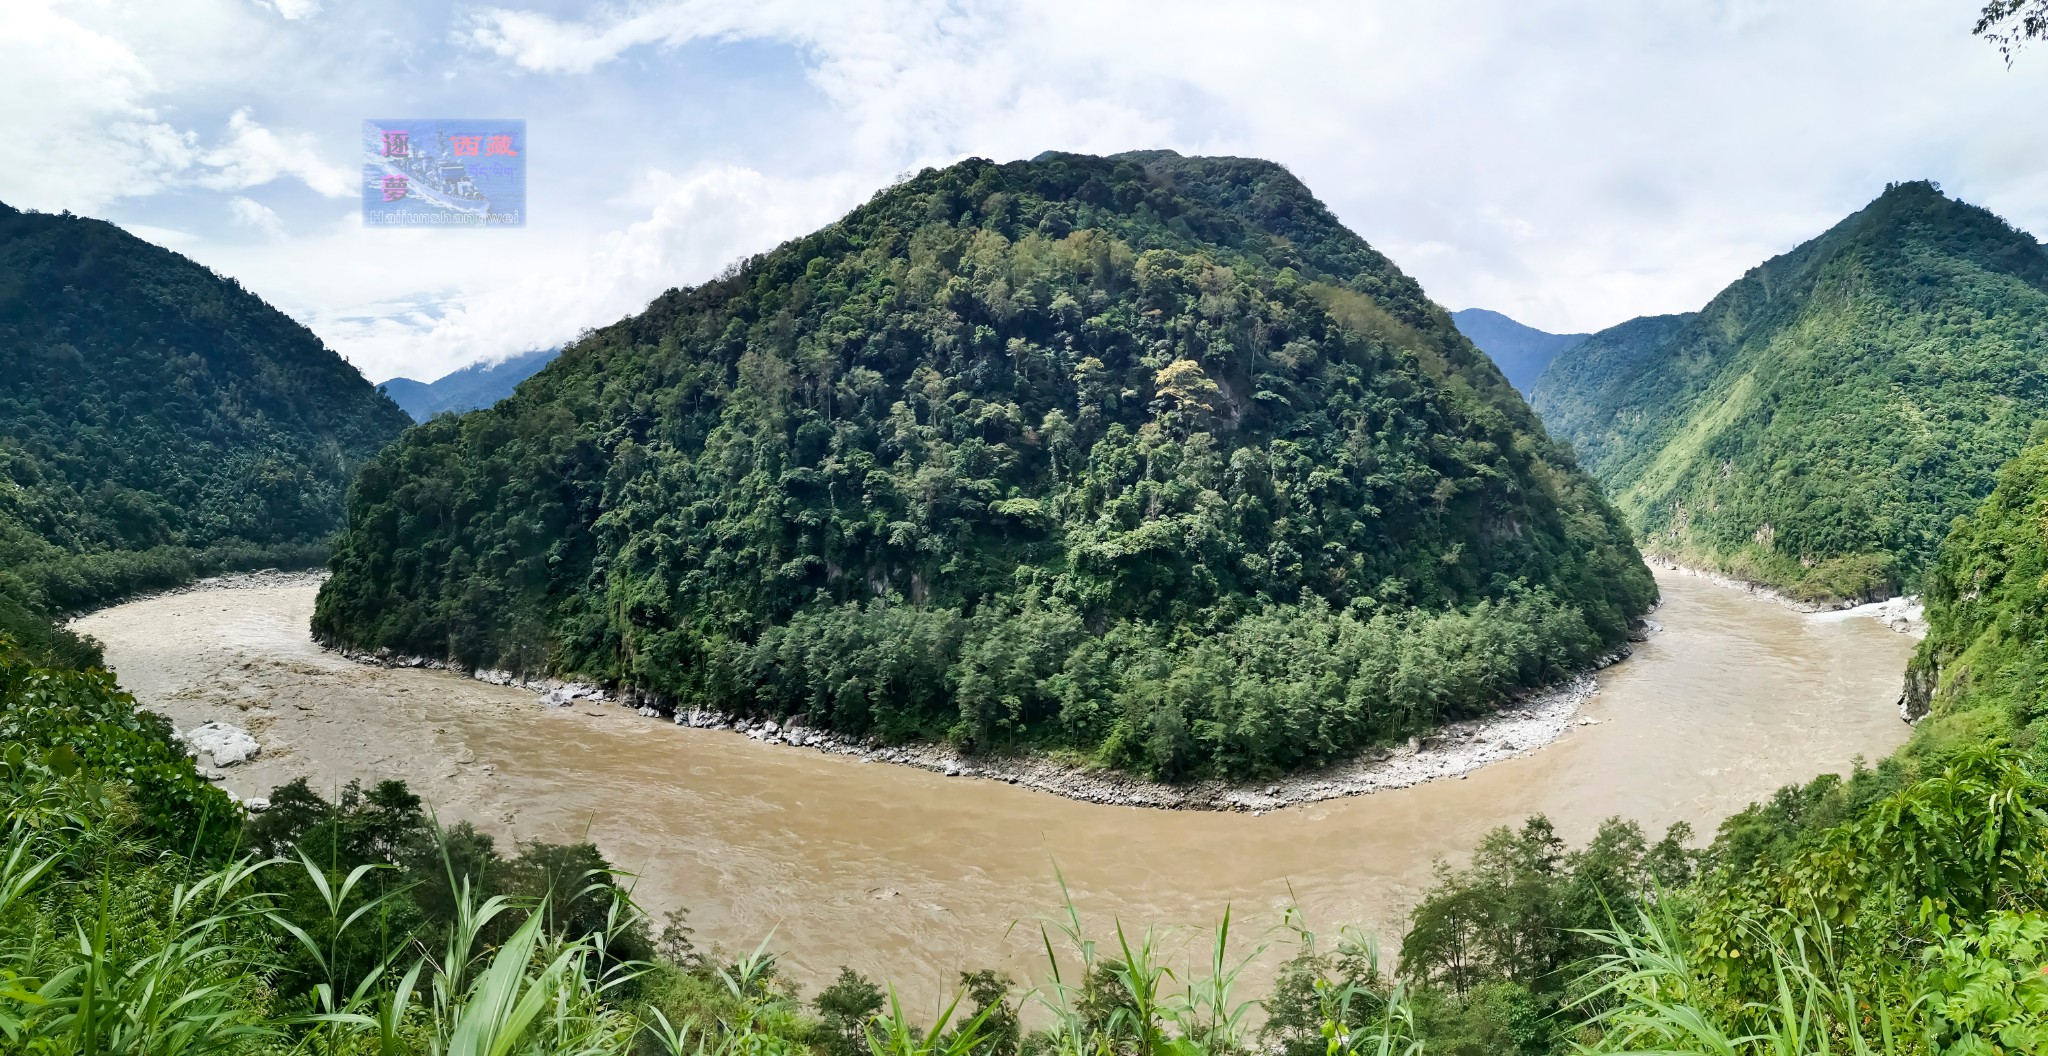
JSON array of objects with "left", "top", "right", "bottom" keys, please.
[
  {"left": 1449, "top": 308, "right": 1589, "bottom": 393},
  {"left": 1530, "top": 181, "right": 2048, "bottom": 603},
  {"left": 379, "top": 347, "right": 560, "bottom": 422},
  {"left": 316, "top": 150, "right": 1654, "bottom": 781},
  {"left": 0, "top": 202, "right": 412, "bottom": 665}
]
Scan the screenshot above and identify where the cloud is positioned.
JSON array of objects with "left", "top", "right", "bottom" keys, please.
[
  {"left": 227, "top": 195, "right": 286, "bottom": 238},
  {"left": 255, "top": 0, "right": 321, "bottom": 19},
  {"left": 24, "top": 0, "right": 2048, "bottom": 377},
  {"left": 319, "top": 165, "right": 870, "bottom": 380},
  {"left": 197, "top": 109, "right": 353, "bottom": 198},
  {"left": 0, "top": 1, "right": 197, "bottom": 210},
  {"left": 0, "top": 4, "right": 351, "bottom": 211}
]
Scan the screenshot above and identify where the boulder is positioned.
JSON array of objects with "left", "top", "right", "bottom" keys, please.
[{"left": 184, "top": 721, "right": 260, "bottom": 766}]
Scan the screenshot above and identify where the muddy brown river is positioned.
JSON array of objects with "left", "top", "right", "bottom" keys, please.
[{"left": 75, "top": 571, "right": 1913, "bottom": 1006}]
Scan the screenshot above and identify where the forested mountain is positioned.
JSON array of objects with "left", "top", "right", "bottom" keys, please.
[
  {"left": 1528, "top": 181, "right": 2048, "bottom": 603},
  {"left": 0, "top": 202, "right": 412, "bottom": 665},
  {"left": 1528, "top": 312, "right": 1694, "bottom": 467},
  {"left": 1901, "top": 430, "right": 2048, "bottom": 748},
  {"left": 379, "top": 346, "right": 560, "bottom": 421},
  {"left": 316, "top": 150, "right": 1654, "bottom": 780},
  {"left": 1449, "top": 308, "right": 1588, "bottom": 393}
]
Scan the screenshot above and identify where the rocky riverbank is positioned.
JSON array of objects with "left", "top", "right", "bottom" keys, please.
[
  {"left": 334, "top": 637, "right": 1636, "bottom": 812},
  {"left": 1646, "top": 559, "right": 1926, "bottom": 636}
]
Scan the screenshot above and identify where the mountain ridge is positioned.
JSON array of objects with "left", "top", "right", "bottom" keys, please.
[
  {"left": 1530, "top": 180, "right": 2048, "bottom": 602},
  {"left": 1450, "top": 307, "right": 1589, "bottom": 393},
  {"left": 380, "top": 346, "right": 561, "bottom": 421},
  {"left": 0, "top": 201, "right": 412, "bottom": 664}
]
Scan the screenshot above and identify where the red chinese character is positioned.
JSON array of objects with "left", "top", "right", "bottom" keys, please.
[
  {"left": 382, "top": 174, "right": 408, "bottom": 202},
  {"left": 485, "top": 134, "right": 519, "bottom": 156},
  {"left": 380, "top": 129, "right": 409, "bottom": 157},
  {"left": 450, "top": 135, "right": 482, "bottom": 156}
]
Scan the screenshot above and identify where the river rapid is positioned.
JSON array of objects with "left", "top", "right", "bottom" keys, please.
[{"left": 74, "top": 570, "right": 1913, "bottom": 1006}]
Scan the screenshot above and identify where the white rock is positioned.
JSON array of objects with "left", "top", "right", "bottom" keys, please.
[
  {"left": 184, "top": 721, "right": 261, "bottom": 766},
  {"left": 244, "top": 797, "right": 270, "bottom": 813}
]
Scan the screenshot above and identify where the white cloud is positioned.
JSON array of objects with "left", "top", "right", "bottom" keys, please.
[
  {"left": 256, "top": 0, "right": 321, "bottom": 19},
  {"left": 327, "top": 165, "right": 868, "bottom": 380},
  {"left": 197, "top": 108, "right": 353, "bottom": 198},
  {"left": 22, "top": 0, "right": 2048, "bottom": 375},
  {"left": 0, "top": 4, "right": 351, "bottom": 211},
  {"left": 0, "top": 1, "right": 197, "bottom": 210},
  {"left": 227, "top": 195, "right": 285, "bottom": 238}
]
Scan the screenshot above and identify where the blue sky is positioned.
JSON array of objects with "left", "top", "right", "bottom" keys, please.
[{"left": 6, "top": 0, "right": 2047, "bottom": 382}]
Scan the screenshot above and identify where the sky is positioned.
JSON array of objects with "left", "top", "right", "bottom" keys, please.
[{"left": 6, "top": 0, "right": 2046, "bottom": 384}]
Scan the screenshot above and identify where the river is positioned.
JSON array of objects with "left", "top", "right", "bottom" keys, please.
[{"left": 74, "top": 570, "right": 1913, "bottom": 1006}]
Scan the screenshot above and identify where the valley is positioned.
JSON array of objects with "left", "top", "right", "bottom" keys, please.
[{"left": 77, "top": 567, "right": 1914, "bottom": 1006}]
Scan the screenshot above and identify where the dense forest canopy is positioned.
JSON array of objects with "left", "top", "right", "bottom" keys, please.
[
  {"left": 0, "top": 201, "right": 412, "bottom": 663},
  {"left": 316, "top": 150, "right": 1654, "bottom": 780},
  {"left": 1528, "top": 182, "right": 2048, "bottom": 602},
  {"left": 1903, "top": 428, "right": 2048, "bottom": 755}
]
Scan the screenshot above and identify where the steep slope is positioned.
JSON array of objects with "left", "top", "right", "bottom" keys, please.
[
  {"left": 1530, "top": 181, "right": 2048, "bottom": 602},
  {"left": 0, "top": 202, "right": 412, "bottom": 664},
  {"left": 1529, "top": 312, "right": 1695, "bottom": 469},
  {"left": 1451, "top": 308, "right": 1588, "bottom": 393},
  {"left": 379, "top": 347, "right": 560, "bottom": 421},
  {"left": 1900, "top": 430, "right": 2048, "bottom": 757},
  {"left": 316, "top": 150, "right": 1654, "bottom": 780}
]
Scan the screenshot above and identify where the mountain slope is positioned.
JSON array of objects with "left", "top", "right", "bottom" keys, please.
[
  {"left": 315, "top": 150, "right": 1654, "bottom": 780},
  {"left": 0, "top": 202, "right": 412, "bottom": 663},
  {"left": 380, "top": 347, "right": 560, "bottom": 421},
  {"left": 1900, "top": 430, "right": 2048, "bottom": 757},
  {"left": 1529, "top": 181, "right": 2048, "bottom": 602},
  {"left": 1451, "top": 308, "right": 1588, "bottom": 393},
  {"left": 1529, "top": 312, "right": 1695, "bottom": 469}
]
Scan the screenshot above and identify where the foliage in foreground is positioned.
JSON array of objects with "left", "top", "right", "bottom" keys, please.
[
  {"left": 315, "top": 149, "right": 1654, "bottom": 781},
  {"left": 0, "top": 641, "right": 1429, "bottom": 1055},
  {"left": 1400, "top": 746, "right": 2048, "bottom": 1056}
]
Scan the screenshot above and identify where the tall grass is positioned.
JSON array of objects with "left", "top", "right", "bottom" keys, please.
[{"left": 0, "top": 776, "right": 1428, "bottom": 1056}]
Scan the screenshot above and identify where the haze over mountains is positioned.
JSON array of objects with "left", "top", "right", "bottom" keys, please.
[
  {"left": 315, "top": 149, "right": 1655, "bottom": 780},
  {"left": 379, "top": 347, "right": 562, "bottom": 422},
  {"left": 1449, "top": 308, "right": 1589, "bottom": 393},
  {"left": 1530, "top": 180, "right": 2048, "bottom": 603},
  {"left": 0, "top": 201, "right": 411, "bottom": 665}
]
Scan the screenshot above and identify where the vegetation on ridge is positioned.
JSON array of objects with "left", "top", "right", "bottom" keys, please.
[
  {"left": 315, "top": 150, "right": 1653, "bottom": 781},
  {"left": 0, "top": 201, "right": 412, "bottom": 665},
  {"left": 1530, "top": 181, "right": 2048, "bottom": 603}
]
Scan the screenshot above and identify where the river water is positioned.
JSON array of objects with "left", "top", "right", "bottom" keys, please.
[{"left": 75, "top": 571, "right": 1913, "bottom": 1006}]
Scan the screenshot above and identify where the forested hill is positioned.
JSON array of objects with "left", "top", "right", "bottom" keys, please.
[
  {"left": 1528, "top": 181, "right": 2048, "bottom": 603},
  {"left": 1449, "top": 307, "right": 1589, "bottom": 393},
  {"left": 0, "top": 202, "right": 412, "bottom": 665},
  {"left": 1902, "top": 429, "right": 2048, "bottom": 747},
  {"left": 315, "top": 150, "right": 1654, "bottom": 781}
]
